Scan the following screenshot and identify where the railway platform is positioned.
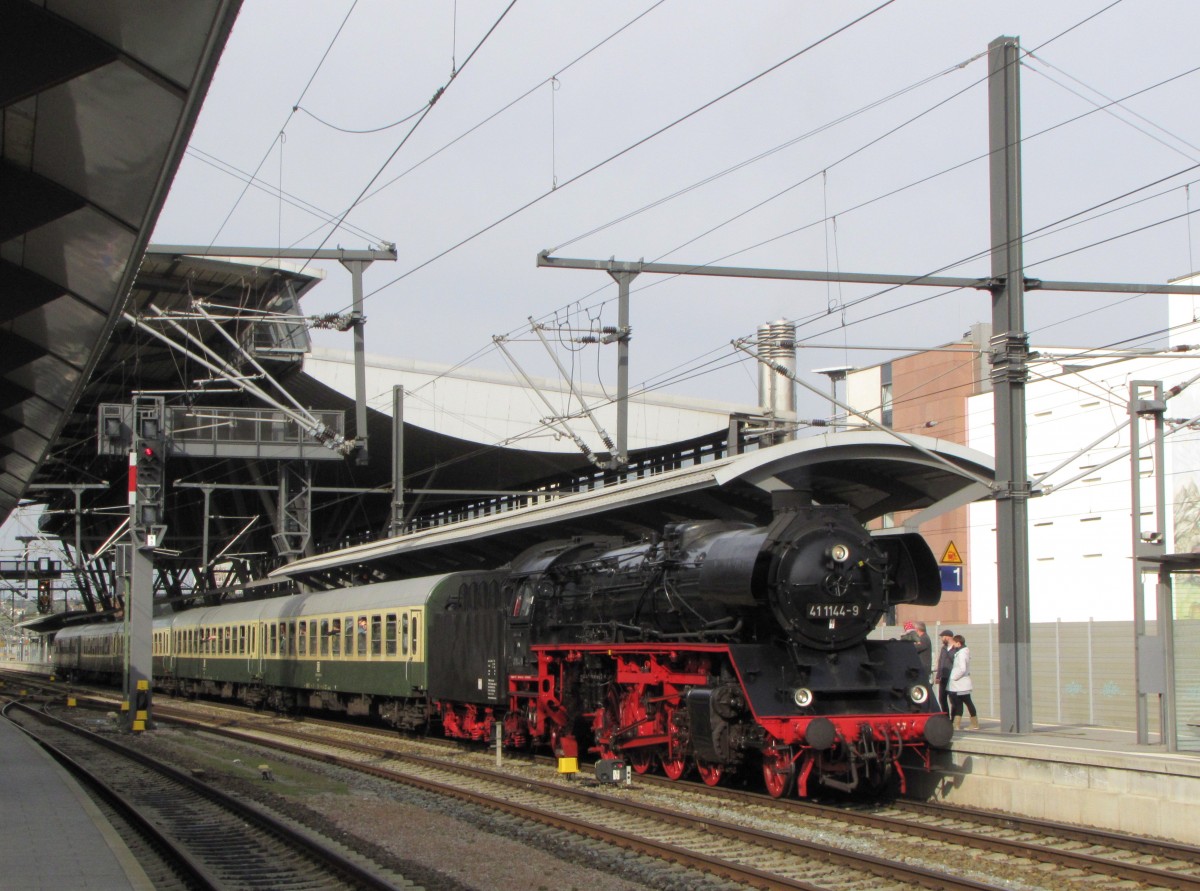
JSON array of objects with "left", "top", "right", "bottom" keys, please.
[
  {"left": 0, "top": 715, "right": 152, "bottom": 890},
  {"left": 919, "top": 719, "right": 1200, "bottom": 845}
]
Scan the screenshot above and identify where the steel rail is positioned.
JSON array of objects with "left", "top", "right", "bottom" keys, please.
[
  {"left": 156, "top": 708, "right": 1008, "bottom": 891},
  {"left": 7, "top": 702, "right": 406, "bottom": 891}
]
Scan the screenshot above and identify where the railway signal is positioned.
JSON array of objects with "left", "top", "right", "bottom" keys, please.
[{"left": 130, "top": 399, "right": 167, "bottom": 549}]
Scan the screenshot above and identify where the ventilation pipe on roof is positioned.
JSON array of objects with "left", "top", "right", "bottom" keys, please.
[{"left": 757, "top": 320, "right": 797, "bottom": 443}]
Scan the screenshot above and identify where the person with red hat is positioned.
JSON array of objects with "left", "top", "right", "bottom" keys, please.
[{"left": 900, "top": 620, "right": 932, "bottom": 683}]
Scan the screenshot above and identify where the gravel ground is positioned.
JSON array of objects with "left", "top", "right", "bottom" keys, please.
[{"left": 130, "top": 724, "right": 748, "bottom": 891}]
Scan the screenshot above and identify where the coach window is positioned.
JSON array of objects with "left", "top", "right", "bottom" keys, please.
[
  {"left": 344, "top": 617, "right": 354, "bottom": 658},
  {"left": 298, "top": 621, "right": 308, "bottom": 656},
  {"left": 308, "top": 620, "right": 317, "bottom": 657},
  {"left": 358, "top": 615, "right": 369, "bottom": 655},
  {"left": 323, "top": 619, "right": 335, "bottom": 656},
  {"left": 410, "top": 611, "right": 420, "bottom": 659},
  {"left": 268, "top": 623, "right": 276, "bottom": 657},
  {"left": 385, "top": 614, "right": 397, "bottom": 657},
  {"left": 402, "top": 614, "right": 409, "bottom": 656},
  {"left": 369, "top": 616, "right": 380, "bottom": 657}
]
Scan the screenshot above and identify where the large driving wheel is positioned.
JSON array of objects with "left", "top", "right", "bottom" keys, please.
[
  {"left": 762, "top": 745, "right": 796, "bottom": 799},
  {"left": 696, "top": 757, "right": 724, "bottom": 787},
  {"left": 628, "top": 748, "right": 654, "bottom": 775},
  {"left": 661, "top": 752, "right": 689, "bottom": 780}
]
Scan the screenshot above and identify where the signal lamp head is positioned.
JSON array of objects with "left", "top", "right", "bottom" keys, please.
[
  {"left": 141, "top": 445, "right": 156, "bottom": 458},
  {"left": 792, "top": 687, "right": 815, "bottom": 708},
  {"left": 908, "top": 684, "right": 930, "bottom": 705}
]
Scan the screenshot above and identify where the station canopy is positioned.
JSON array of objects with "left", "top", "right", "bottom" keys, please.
[
  {"left": 272, "top": 432, "right": 995, "bottom": 590},
  {"left": 0, "top": 0, "right": 240, "bottom": 521}
]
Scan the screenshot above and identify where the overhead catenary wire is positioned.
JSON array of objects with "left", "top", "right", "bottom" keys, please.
[
  {"left": 291, "top": 0, "right": 520, "bottom": 277},
  {"left": 349, "top": 0, "right": 903, "bottom": 310},
  {"left": 206, "top": 0, "right": 361, "bottom": 249},
  {"left": 131, "top": 3, "right": 1200, "bottom": 523},
  {"left": 328, "top": 4, "right": 1190, "bottom": 439}
]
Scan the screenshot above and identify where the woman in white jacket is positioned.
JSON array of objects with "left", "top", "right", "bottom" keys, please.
[{"left": 948, "top": 634, "right": 979, "bottom": 730}]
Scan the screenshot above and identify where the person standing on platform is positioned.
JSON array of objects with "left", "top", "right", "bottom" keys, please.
[
  {"left": 901, "top": 620, "right": 932, "bottom": 684},
  {"left": 948, "top": 633, "right": 979, "bottom": 730},
  {"left": 935, "top": 629, "right": 955, "bottom": 714}
]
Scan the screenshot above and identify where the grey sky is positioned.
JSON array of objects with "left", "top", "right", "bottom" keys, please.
[{"left": 145, "top": 0, "right": 1200, "bottom": 423}]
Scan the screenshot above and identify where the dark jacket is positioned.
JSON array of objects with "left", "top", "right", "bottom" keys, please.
[
  {"left": 903, "top": 629, "right": 932, "bottom": 681},
  {"left": 936, "top": 640, "right": 954, "bottom": 684}
]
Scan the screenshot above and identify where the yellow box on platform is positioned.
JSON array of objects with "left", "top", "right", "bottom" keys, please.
[
  {"left": 66, "top": 697, "right": 76, "bottom": 708},
  {"left": 556, "top": 757, "right": 578, "bottom": 774}
]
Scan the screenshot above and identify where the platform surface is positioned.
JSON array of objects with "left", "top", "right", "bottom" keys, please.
[
  {"left": 0, "top": 715, "right": 152, "bottom": 890},
  {"left": 931, "top": 717, "right": 1200, "bottom": 843},
  {"left": 952, "top": 717, "right": 1198, "bottom": 770}
]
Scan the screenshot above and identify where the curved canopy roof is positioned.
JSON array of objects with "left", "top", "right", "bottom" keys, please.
[
  {"left": 0, "top": 0, "right": 241, "bottom": 520},
  {"left": 272, "top": 432, "right": 995, "bottom": 588}
]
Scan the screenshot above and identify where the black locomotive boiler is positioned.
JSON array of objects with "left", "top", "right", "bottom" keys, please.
[{"left": 436, "top": 500, "right": 949, "bottom": 797}]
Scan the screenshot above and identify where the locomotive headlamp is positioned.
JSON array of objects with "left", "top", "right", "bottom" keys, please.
[
  {"left": 908, "top": 684, "right": 930, "bottom": 705},
  {"left": 827, "top": 543, "right": 851, "bottom": 564},
  {"left": 792, "top": 687, "right": 815, "bottom": 708}
]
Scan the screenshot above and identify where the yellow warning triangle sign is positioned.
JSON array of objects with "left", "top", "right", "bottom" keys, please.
[{"left": 941, "top": 540, "right": 963, "bottom": 564}]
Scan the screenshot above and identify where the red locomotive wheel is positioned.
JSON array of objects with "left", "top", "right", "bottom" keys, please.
[
  {"left": 695, "top": 758, "right": 724, "bottom": 786},
  {"left": 628, "top": 749, "right": 654, "bottom": 774},
  {"left": 661, "top": 753, "right": 689, "bottom": 780},
  {"left": 762, "top": 747, "right": 796, "bottom": 799}
]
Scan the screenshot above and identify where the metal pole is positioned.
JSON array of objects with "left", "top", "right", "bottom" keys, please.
[
  {"left": 127, "top": 544, "right": 154, "bottom": 731},
  {"left": 988, "top": 35, "right": 1033, "bottom": 734},
  {"left": 1131, "top": 384, "right": 1149, "bottom": 743},
  {"left": 341, "top": 258, "right": 372, "bottom": 466},
  {"left": 608, "top": 270, "right": 636, "bottom": 468},
  {"left": 1158, "top": 566, "right": 1178, "bottom": 751},
  {"left": 201, "top": 485, "right": 212, "bottom": 583},
  {"left": 391, "top": 385, "right": 405, "bottom": 536}
]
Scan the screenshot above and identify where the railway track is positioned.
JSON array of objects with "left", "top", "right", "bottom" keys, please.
[
  {"left": 23, "top": 686, "right": 1200, "bottom": 891},
  {"left": 143, "top": 699, "right": 1200, "bottom": 891},
  {"left": 1, "top": 699, "right": 414, "bottom": 891}
]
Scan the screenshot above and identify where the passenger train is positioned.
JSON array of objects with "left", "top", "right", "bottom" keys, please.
[{"left": 53, "top": 503, "right": 950, "bottom": 799}]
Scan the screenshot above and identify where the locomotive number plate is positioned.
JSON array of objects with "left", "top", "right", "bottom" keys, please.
[{"left": 807, "top": 603, "right": 860, "bottom": 618}]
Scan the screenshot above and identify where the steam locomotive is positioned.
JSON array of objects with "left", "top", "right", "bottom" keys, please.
[{"left": 53, "top": 498, "right": 949, "bottom": 799}]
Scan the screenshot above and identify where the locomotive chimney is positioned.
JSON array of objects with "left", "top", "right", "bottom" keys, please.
[{"left": 756, "top": 320, "right": 796, "bottom": 444}]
